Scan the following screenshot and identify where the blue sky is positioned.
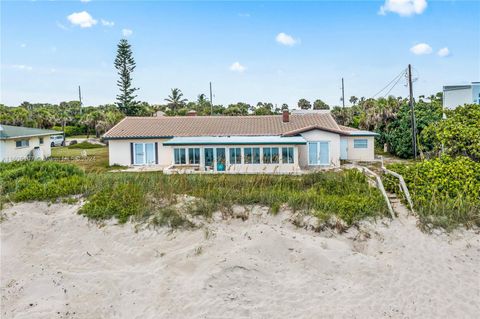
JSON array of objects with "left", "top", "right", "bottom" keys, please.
[{"left": 1, "top": 0, "right": 479, "bottom": 107}]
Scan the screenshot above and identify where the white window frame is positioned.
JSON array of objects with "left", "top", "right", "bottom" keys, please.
[
  {"left": 229, "top": 147, "right": 242, "bottom": 165},
  {"left": 353, "top": 139, "right": 368, "bottom": 149},
  {"left": 244, "top": 147, "right": 260, "bottom": 164},
  {"left": 282, "top": 147, "right": 295, "bottom": 164},
  {"left": 262, "top": 147, "right": 279, "bottom": 164},
  {"left": 188, "top": 148, "right": 200, "bottom": 165},
  {"left": 174, "top": 148, "right": 187, "bottom": 165}
]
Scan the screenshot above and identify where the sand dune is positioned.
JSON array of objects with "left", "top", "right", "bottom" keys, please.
[{"left": 1, "top": 202, "right": 479, "bottom": 319}]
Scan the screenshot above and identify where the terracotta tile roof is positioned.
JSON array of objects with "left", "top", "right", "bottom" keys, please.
[
  {"left": 338, "top": 125, "right": 359, "bottom": 132},
  {"left": 104, "top": 113, "right": 349, "bottom": 139}
]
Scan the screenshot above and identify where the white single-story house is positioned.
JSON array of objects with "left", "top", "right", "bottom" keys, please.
[
  {"left": 0, "top": 124, "right": 58, "bottom": 162},
  {"left": 103, "top": 110, "right": 378, "bottom": 173}
]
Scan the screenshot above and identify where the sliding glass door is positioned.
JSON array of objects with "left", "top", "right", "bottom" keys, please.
[
  {"left": 134, "top": 143, "right": 156, "bottom": 165},
  {"left": 308, "top": 141, "right": 330, "bottom": 166}
]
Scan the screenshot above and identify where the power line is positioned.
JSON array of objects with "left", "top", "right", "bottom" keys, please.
[
  {"left": 382, "top": 71, "right": 405, "bottom": 98},
  {"left": 371, "top": 68, "right": 407, "bottom": 98}
]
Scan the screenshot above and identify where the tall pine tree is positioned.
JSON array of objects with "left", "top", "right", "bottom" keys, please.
[{"left": 114, "top": 39, "right": 139, "bottom": 115}]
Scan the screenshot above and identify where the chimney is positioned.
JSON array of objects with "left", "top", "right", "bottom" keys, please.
[
  {"left": 186, "top": 110, "right": 197, "bottom": 117},
  {"left": 282, "top": 110, "right": 289, "bottom": 123}
]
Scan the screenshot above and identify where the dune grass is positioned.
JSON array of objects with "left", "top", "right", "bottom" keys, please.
[{"left": 1, "top": 161, "right": 388, "bottom": 228}]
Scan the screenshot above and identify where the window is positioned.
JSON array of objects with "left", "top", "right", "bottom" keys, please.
[
  {"left": 188, "top": 148, "right": 200, "bottom": 164},
  {"left": 263, "top": 147, "right": 279, "bottom": 164},
  {"left": 15, "top": 139, "right": 29, "bottom": 148},
  {"left": 354, "top": 139, "right": 368, "bottom": 149},
  {"left": 39, "top": 137, "right": 44, "bottom": 145},
  {"left": 174, "top": 148, "right": 186, "bottom": 164},
  {"left": 271, "top": 148, "right": 279, "bottom": 163},
  {"left": 244, "top": 147, "right": 260, "bottom": 164},
  {"left": 134, "top": 143, "right": 156, "bottom": 165},
  {"left": 308, "top": 141, "right": 330, "bottom": 165},
  {"left": 204, "top": 148, "right": 214, "bottom": 167},
  {"left": 229, "top": 148, "right": 241, "bottom": 164},
  {"left": 282, "top": 147, "right": 294, "bottom": 164}
]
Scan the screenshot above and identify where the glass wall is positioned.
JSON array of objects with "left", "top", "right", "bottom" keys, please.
[{"left": 172, "top": 145, "right": 296, "bottom": 169}]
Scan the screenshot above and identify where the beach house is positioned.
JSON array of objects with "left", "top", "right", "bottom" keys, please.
[
  {"left": 103, "top": 110, "right": 377, "bottom": 173},
  {"left": 0, "top": 125, "right": 58, "bottom": 162}
]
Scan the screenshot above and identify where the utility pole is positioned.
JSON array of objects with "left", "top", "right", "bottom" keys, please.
[
  {"left": 78, "top": 85, "right": 83, "bottom": 115},
  {"left": 209, "top": 82, "right": 213, "bottom": 115},
  {"left": 408, "top": 64, "right": 417, "bottom": 160},
  {"left": 341, "top": 78, "right": 345, "bottom": 108}
]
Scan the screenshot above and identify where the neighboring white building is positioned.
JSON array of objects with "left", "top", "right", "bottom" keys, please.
[
  {"left": 0, "top": 125, "right": 58, "bottom": 162},
  {"left": 443, "top": 82, "right": 480, "bottom": 109},
  {"left": 103, "top": 111, "right": 378, "bottom": 174}
]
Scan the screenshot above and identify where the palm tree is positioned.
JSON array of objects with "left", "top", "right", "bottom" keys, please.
[
  {"left": 165, "top": 88, "right": 187, "bottom": 113},
  {"left": 349, "top": 96, "right": 358, "bottom": 106}
]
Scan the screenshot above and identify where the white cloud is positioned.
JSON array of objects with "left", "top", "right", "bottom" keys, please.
[
  {"left": 80, "top": 0, "right": 91, "bottom": 3},
  {"left": 437, "top": 47, "right": 450, "bottom": 57},
  {"left": 11, "top": 64, "right": 33, "bottom": 71},
  {"left": 101, "top": 19, "right": 115, "bottom": 27},
  {"left": 20, "top": 43, "right": 27, "bottom": 48},
  {"left": 379, "top": 0, "right": 427, "bottom": 17},
  {"left": 275, "top": 32, "right": 299, "bottom": 46},
  {"left": 410, "top": 43, "right": 432, "bottom": 55},
  {"left": 229, "top": 62, "right": 246, "bottom": 73},
  {"left": 67, "top": 11, "right": 97, "bottom": 28},
  {"left": 122, "top": 29, "right": 133, "bottom": 37}
]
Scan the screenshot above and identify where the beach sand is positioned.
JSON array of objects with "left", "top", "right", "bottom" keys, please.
[{"left": 1, "top": 201, "right": 479, "bottom": 319}]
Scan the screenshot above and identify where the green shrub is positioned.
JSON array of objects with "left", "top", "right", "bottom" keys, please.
[
  {"left": 79, "top": 182, "right": 146, "bottom": 223},
  {"left": 52, "top": 125, "right": 86, "bottom": 137},
  {"left": 0, "top": 161, "right": 86, "bottom": 202},
  {"left": 420, "top": 104, "right": 480, "bottom": 161},
  {"left": 68, "top": 141, "right": 104, "bottom": 149},
  {"left": 385, "top": 156, "right": 480, "bottom": 230}
]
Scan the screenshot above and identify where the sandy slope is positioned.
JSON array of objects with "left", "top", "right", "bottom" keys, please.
[{"left": 1, "top": 202, "right": 479, "bottom": 319}]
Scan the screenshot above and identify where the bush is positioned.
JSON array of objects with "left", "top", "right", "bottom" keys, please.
[
  {"left": 420, "top": 104, "right": 480, "bottom": 161},
  {"left": 69, "top": 140, "right": 78, "bottom": 146},
  {"left": 52, "top": 125, "right": 86, "bottom": 137},
  {"left": 0, "top": 161, "right": 86, "bottom": 203},
  {"left": 79, "top": 182, "right": 146, "bottom": 223},
  {"left": 68, "top": 141, "right": 103, "bottom": 149},
  {"left": 385, "top": 156, "right": 480, "bottom": 230}
]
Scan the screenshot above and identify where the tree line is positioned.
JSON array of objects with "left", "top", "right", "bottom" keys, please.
[{"left": 2, "top": 38, "right": 477, "bottom": 163}]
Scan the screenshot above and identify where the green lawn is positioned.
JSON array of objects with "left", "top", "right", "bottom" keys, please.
[{"left": 50, "top": 146, "right": 109, "bottom": 172}]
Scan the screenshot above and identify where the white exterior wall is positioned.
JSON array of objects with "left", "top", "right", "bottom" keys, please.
[
  {"left": 443, "top": 87, "right": 473, "bottom": 109},
  {"left": 343, "top": 136, "right": 375, "bottom": 161},
  {"left": 1, "top": 136, "right": 52, "bottom": 162},
  {"left": 108, "top": 139, "right": 173, "bottom": 167},
  {"left": 298, "top": 130, "right": 340, "bottom": 168}
]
